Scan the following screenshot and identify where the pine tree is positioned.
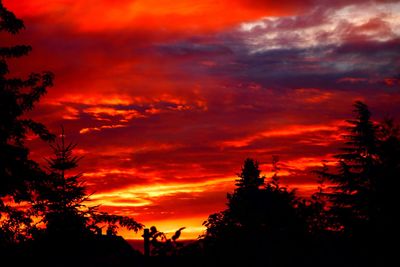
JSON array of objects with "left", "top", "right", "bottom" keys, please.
[
  {"left": 318, "top": 101, "right": 379, "bottom": 236},
  {"left": 234, "top": 158, "right": 264, "bottom": 191},
  {"left": 203, "top": 158, "right": 306, "bottom": 265},
  {"left": 34, "top": 127, "right": 88, "bottom": 237},
  {"left": 227, "top": 158, "right": 265, "bottom": 227},
  {"left": 33, "top": 128, "right": 143, "bottom": 239}
]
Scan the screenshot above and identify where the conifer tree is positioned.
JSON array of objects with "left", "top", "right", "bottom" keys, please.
[
  {"left": 33, "top": 127, "right": 88, "bottom": 237},
  {"left": 203, "top": 158, "right": 306, "bottom": 264},
  {"left": 227, "top": 158, "right": 265, "bottom": 227},
  {"left": 33, "top": 128, "right": 143, "bottom": 239},
  {"left": 318, "top": 101, "right": 379, "bottom": 236},
  {"left": 234, "top": 158, "right": 264, "bottom": 190}
]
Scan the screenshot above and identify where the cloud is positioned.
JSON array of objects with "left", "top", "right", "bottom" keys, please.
[
  {"left": 3, "top": 0, "right": 322, "bottom": 33},
  {"left": 7, "top": 0, "right": 400, "bottom": 239},
  {"left": 79, "top": 124, "right": 127, "bottom": 134},
  {"left": 221, "top": 123, "right": 340, "bottom": 148}
]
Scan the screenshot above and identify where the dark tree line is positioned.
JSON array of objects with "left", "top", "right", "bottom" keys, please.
[{"left": 191, "top": 101, "right": 399, "bottom": 267}]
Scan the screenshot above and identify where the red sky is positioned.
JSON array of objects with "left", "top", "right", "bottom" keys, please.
[{"left": 3, "top": 0, "right": 400, "bottom": 239}]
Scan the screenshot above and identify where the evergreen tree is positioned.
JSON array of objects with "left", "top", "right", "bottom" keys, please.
[
  {"left": 234, "top": 158, "right": 264, "bottom": 190},
  {"left": 227, "top": 158, "right": 265, "bottom": 227},
  {"left": 33, "top": 128, "right": 143, "bottom": 239},
  {"left": 0, "top": 1, "right": 54, "bottom": 244},
  {"left": 33, "top": 127, "right": 89, "bottom": 237},
  {"left": 23, "top": 129, "right": 143, "bottom": 267},
  {"left": 203, "top": 158, "right": 307, "bottom": 265},
  {"left": 318, "top": 101, "right": 379, "bottom": 236},
  {"left": 314, "top": 102, "right": 400, "bottom": 265},
  {"left": 226, "top": 158, "right": 303, "bottom": 232}
]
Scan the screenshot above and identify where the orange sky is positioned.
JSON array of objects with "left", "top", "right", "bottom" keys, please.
[{"left": 3, "top": 0, "right": 400, "bottom": 240}]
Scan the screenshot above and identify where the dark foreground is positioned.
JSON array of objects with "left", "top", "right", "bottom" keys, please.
[{"left": 1, "top": 234, "right": 393, "bottom": 267}]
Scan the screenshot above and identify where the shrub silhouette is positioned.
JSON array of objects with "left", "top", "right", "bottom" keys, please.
[{"left": 144, "top": 226, "right": 186, "bottom": 257}]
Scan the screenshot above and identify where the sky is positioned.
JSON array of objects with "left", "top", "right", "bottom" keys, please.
[{"left": 3, "top": 0, "right": 400, "bottom": 239}]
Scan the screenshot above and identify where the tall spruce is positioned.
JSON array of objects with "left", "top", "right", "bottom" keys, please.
[{"left": 318, "top": 101, "right": 379, "bottom": 236}]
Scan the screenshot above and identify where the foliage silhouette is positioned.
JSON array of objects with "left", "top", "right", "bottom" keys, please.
[
  {"left": 0, "top": 5, "right": 146, "bottom": 266},
  {"left": 145, "top": 226, "right": 186, "bottom": 257},
  {"left": 314, "top": 101, "right": 400, "bottom": 266},
  {"left": 25, "top": 128, "right": 143, "bottom": 267},
  {"left": 32, "top": 127, "right": 143, "bottom": 241},
  {"left": 316, "top": 101, "right": 380, "bottom": 237},
  {"left": 0, "top": 1, "right": 54, "bottom": 246},
  {"left": 316, "top": 103, "right": 399, "bottom": 232},
  {"left": 33, "top": 127, "right": 88, "bottom": 238},
  {"left": 202, "top": 158, "right": 308, "bottom": 266}
]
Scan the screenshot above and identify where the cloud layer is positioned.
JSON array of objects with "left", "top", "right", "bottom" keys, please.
[{"left": 3, "top": 0, "right": 400, "bottom": 239}]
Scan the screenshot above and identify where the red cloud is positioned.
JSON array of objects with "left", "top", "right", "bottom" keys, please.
[{"left": 5, "top": 0, "right": 400, "bottom": 239}]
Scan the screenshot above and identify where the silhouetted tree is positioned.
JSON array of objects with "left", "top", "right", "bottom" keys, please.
[
  {"left": 227, "top": 158, "right": 265, "bottom": 228},
  {"left": 376, "top": 118, "right": 400, "bottom": 216},
  {"left": 32, "top": 128, "right": 143, "bottom": 240},
  {"left": 373, "top": 118, "right": 400, "bottom": 263},
  {"left": 22, "top": 129, "right": 144, "bottom": 267},
  {"left": 203, "top": 158, "right": 307, "bottom": 265},
  {"left": 234, "top": 158, "right": 264, "bottom": 190},
  {"left": 32, "top": 127, "right": 89, "bottom": 238},
  {"left": 317, "top": 101, "right": 379, "bottom": 236},
  {"left": 314, "top": 101, "right": 400, "bottom": 266},
  {"left": 0, "top": 1, "right": 54, "bottom": 245},
  {"left": 298, "top": 177, "right": 329, "bottom": 236},
  {"left": 90, "top": 212, "right": 144, "bottom": 235}
]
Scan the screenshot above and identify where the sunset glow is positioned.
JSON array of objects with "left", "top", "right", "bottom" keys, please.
[{"left": 3, "top": 0, "right": 400, "bottom": 239}]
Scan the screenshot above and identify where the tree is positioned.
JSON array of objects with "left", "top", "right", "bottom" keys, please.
[
  {"left": 317, "top": 101, "right": 379, "bottom": 236},
  {"left": 226, "top": 158, "right": 303, "bottom": 233},
  {"left": 0, "top": 1, "right": 54, "bottom": 244},
  {"left": 227, "top": 158, "right": 265, "bottom": 228},
  {"left": 202, "top": 159, "right": 265, "bottom": 243},
  {"left": 32, "top": 128, "right": 143, "bottom": 240},
  {"left": 33, "top": 127, "right": 89, "bottom": 238},
  {"left": 375, "top": 118, "right": 400, "bottom": 225},
  {"left": 234, "top": 158, "right": 264, "bottom": 190},
  {"left": 203, "top": 158, "right": 307, "bottom": 265},
  {"left": 313, "top": 102, "right": 400, "bottom": 266}
]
